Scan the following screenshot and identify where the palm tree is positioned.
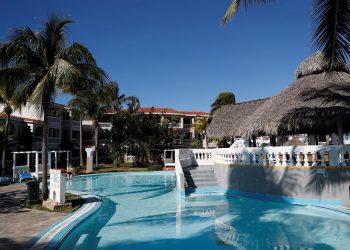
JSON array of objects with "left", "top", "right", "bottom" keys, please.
[
  {"left": 210, "top": 91, "right": 236, "bottom": 117},
  {"left": 0, "top": 81, "right": 23, "bottom": 176},
  {"left": 67, "top": 99, "right": 85, "bottom": 167},
  {"left": 0, "top": 14, "right": 107, "bottom": 199},
  {"left": 221, "top": 0, "right": 350, "bottom": 70},
  {"left": 110, "top": 81, "right": 140, "bottom": 113},
  {"left": 193, "top": 117, "right": 210, "bottom": 149}
]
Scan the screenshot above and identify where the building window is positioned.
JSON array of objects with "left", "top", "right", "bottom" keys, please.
[
  {"left": 183, "top": 118, "right": 192, "bottom": 125},
  {"left": 184, "top": 132, "right": 191, "bottom": 140},
  {"left": 63, "top": 130, "right": 70, "bottom": 139},
  {"left": 34, "top": 126, "right": 43, "bottom": 137},
  {"left": 72, "top": 130, "right": 80, "bottom": 139},
  {"left": 49, "top": 128, "right": 60, "bottom": 138}
]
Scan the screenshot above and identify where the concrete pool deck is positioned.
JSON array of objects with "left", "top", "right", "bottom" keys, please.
[{"left": 0, "top": 183, "right": 64, "bottom": 250}]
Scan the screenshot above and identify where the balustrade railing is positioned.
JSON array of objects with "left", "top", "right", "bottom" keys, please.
[{"left": 215, "top": 145, "right": 350, "bottom": 167}]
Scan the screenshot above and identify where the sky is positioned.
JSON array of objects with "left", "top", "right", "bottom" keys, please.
[{"left": 0, "top": 0, "right": 314, "bottom": 112}]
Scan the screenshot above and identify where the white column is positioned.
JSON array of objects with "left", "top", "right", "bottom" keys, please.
[
  {"left": 12, "top": 153, "right": 16, "bottom": 178},
  {"left": 66, "top": 151, "right": 70, "bottom": 170},
  {"left": 27, "top": 153, "right": 30, "bottom": 168},
  {"left": 35, "top": 152, "right": 39, "bottom": 178},
  {"left": 54, "top": 151, "right": 58, "bottom": 169},
  {"left": 48, "top": 152, "right": 52, "bottom": 169}
]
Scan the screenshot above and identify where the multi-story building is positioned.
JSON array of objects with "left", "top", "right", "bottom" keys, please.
[
  {"left": 0, "top": 103, "right": 209, "bottom": 167},
  {"left": 138, "top": 108, "right": 209, "bottom": 148}
]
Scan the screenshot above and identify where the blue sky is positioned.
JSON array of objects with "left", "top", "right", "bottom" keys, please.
[{"left": 0, "top": 0, "right": 313, "bottom": 112}]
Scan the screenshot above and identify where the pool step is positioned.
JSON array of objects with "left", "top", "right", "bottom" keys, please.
[{"left": 183, "top": 165, "right": 220, "bottom": 192}]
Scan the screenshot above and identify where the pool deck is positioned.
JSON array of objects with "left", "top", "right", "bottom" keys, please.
[{"left": 0, "top": 183, "right": 64, "bottom": 250}]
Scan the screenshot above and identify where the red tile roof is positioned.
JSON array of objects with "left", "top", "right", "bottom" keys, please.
[{"left": 137, "top": 107, "right": 209, "bottom": 116}]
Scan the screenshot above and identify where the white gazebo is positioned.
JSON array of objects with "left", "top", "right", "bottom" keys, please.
[{"left": 12, "top": 150, "right": 70, "bottom": 179}]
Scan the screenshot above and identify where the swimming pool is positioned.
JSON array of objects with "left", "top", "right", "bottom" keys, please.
[{"left": 59, "top": 172, "right": 350, "bottom": 249}]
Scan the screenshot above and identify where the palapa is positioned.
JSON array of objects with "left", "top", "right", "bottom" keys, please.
[
  {"left": 207, "top": 98, "right": 268, "bottom": 139},
  {"left": 241, "top": 52, "right": 350, "bottom": 137}
]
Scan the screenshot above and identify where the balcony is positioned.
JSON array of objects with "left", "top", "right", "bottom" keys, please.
[
  {"left": 99, "top": 122, "right": 112, "bottom": 130},
  {"left": 183, "top": 124, "right": 192, "bottom": 129}
]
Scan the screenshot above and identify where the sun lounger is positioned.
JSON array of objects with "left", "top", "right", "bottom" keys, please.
[{"left": 19, "top": 172, "right": 33, "bottom": 182}]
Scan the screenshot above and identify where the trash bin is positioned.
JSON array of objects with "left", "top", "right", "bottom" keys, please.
[{"left": 26, "top": 180, "right": 40, "bottom": 204}]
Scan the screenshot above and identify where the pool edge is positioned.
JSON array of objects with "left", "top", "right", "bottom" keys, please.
[{"left": 25, "top": 192, "right": 102, "bottom": 250}]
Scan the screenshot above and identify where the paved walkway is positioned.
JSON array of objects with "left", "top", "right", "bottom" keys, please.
[{"left": 0, "top": 183, "right": 65, "bottom": 250}]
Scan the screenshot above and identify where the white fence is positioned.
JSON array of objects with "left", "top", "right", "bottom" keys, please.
[
  {"left": 215, "top": 145, "right": 350, "bottom": 167},
  {"left": 171, "top": 145, "right": 350, "bottom": 197}
]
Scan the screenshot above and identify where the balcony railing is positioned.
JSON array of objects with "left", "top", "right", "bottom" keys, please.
[{"left": 49, "top": 116, "right": 61, "bottom": 123}]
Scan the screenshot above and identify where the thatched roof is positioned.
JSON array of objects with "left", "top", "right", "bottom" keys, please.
[
  {"left": 295, "top": 52, "right": 350, "bottom": 79},
  {"left": 241, "top": 53, "right": 350, "bottom": 137},
  {"left": 207, "top": 98, "right": 268, "bottom": 138}
]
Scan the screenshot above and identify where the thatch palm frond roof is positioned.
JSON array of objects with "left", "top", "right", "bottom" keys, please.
[
  {"left": 241, "top": 71, "right": 350, "bottom": 137},
  {"left": 295, "top": 52, "right": 350, "bottom": 79},
  {"left": 207, "top": 98, "right": 268, "bottom": 139}
]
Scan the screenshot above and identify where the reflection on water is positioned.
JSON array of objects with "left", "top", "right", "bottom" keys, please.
[{"left": 60, "top": 173, "right": 349, "bottom": 250}]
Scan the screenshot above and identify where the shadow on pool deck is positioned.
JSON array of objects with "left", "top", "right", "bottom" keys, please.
[{"left": 0, "top": 183, "right": 65, "bottom": 250}]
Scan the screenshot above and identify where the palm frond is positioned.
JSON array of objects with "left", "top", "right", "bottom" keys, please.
[
  {"left": 221, "top": 0, "right": 274, "bottom": 26},
  {"left": 312, "top": 0, "right": 350, "bottom": 69},
  {"left": 41, "top": 13, "right": 73, "bottom": 65},
  {"left": 29, "top": 74, "right": 54, "bottom": 114},
  {"left": 49, "top": 59, "right": 81, "bottom": 92},
  {"left": 59, "top": 42, "right": 97, "bottom": 65}
]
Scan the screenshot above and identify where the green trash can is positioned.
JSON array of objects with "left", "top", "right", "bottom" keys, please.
[{"left": 26, "top": 180, "right": 40, "bottom": 204}]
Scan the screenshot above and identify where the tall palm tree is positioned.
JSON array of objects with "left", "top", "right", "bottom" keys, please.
[
  {"left": 69, "top": 83, "right": 116, "bottom": 168},
  {"left": 110, "top": 81, "right": 140, "bottom": 113},
  {"left": 0, "top": 81, "right": 23, "bottom": 176},
  {"left": 221, "top": 0, "right": 350, "bottom": 70},
  {"left": 0, "top": 14, "right": 107, "bottom": 199},
  {"left": 210, "top": 91, "right": 236, "bottom": 116},
  {"left": 193, "top": 117, "right": 210, "bottom": 149}
]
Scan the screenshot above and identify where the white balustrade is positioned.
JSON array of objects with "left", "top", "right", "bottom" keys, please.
[{"left": 171, "top": 144, "right": 350, "bottom": 198}]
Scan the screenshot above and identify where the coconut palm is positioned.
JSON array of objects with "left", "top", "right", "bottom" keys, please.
[
  {"left": 210, "top": 91, "right": 236, "bottom": 117},
  {"left": 0, "top": 14, "right": 107, "bottom": 199},
  {"left": 0, "top": 81, "right": 24, "bottom": 176},
  {"left": 193, "top": 116, "right": 210, "bottom": 148},
  {"left": 221, "top": 0, "right": 350, "bottom": 70},
  {"left": 110, "top": 81, "right": 140, "bottom": 113},
  {"left": 67, "top": 98, "right": 86, "bottom": 167}
]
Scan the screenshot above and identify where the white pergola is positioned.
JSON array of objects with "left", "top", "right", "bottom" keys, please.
[{"left": 12, "top": 150, "right": 70, "bottom": 179}]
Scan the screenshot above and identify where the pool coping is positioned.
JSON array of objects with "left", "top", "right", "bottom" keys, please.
[
  {"left": 25, "top": 192, "right": 102, "bottom": 250},
  {"left": 74, "top": 171, "right": 175, "bottom": 178}
]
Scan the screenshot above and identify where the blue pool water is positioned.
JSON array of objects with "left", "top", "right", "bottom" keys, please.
[{"left": 59, "top": 172, "right": 350, "bottom": 249}]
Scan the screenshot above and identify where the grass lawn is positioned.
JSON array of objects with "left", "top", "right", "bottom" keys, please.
[
  {"left": 92, "top": 166, "right": 150, "bottom": 174},
  {"left": 26, "top": 193, "right": 84, "bottom": 213}
]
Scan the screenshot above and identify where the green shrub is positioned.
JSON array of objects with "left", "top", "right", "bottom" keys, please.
[
  {"left": 191, "top": 138, "right": 202, "bottom": 149},
  {"left": 147, "top": 165, "right": 163, "bottom": 171}
]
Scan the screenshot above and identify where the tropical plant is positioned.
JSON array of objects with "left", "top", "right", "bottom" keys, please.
[
  {"left": 221, "top": 0, "right": 350, "bottom": 70},
  {"left": 0, "top": 76, "right": 25, "bottom": 176},
  {"left": 191, "top": 138, "right": 202, "bottom": 149},
  {"left": 109, "top": 81, "right": 140, "bottom": 113},
  {"left": 210, "top": 91, "right": 236, "bottom": 116},
  {"left": 0, "top": 14, "right": 107, "bottom": 199},
  {"left": 111, "top": 111, "right": 173, "bottom": 166},
  {"left": 193, "top": 116, "right": 210, "bottom": 148}
]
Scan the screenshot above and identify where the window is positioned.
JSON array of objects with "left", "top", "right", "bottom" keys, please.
[
  {"left": 49, "top": 128, "right": 60, "bottom": 138},
  {"left": 184, "top": 133, "right": 191, "bottom": 140},
  {"left": 183, "top": 118, "right": 192, "bottom": 125},
  {"left": 72, "top": 131, "right": 80, "bottom": 139}
]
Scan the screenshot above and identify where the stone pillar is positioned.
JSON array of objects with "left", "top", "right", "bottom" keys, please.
[{"left": 85, "top": 146, "right": 96, "bottom": 173}]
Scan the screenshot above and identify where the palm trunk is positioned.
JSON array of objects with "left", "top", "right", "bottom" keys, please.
[
  {"left": 94, "top": 120, "right": 99, "bottom": 168},
  {"left": 1, "top": 114, "right": 10, "bottom": 176},
  {"left": 79, "top": 116, "right": 83, "bottom": 166},
  {"left": 42, "top": 109, "right": 49, "bottom": 200}
]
